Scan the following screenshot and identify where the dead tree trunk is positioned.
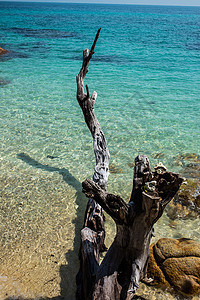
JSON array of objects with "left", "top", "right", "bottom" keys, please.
[
  {"left": 76, "top": 29, "right": 183, "bottom": 300},
  {"left": 76, "top": 28, "right": 109, "bottom": 300}
]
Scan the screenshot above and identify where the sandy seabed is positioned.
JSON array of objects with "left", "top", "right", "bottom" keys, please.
[{"left": 0, "top": 159, "right": 200, "bottom": 300}]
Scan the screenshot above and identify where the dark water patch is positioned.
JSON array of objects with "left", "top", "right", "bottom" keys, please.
[
  {"left": 0, "top": 77, "right": 11, "bottom": 87},
  {"left": 94, "top": 55, "right": 135, "bottom": 65},
  {"left": 187, "top": 43, "right": 200, "bottom": 51},
  {"left": 71, "top": 54, "right": 134, "bottom": 65},
  {"left": 32, "top": 41, "right": 47, "bottom": 49},
  {"left": 19, "top": 40, "right": 45, "bottom": 48},
  {"left": 10, "top": 27, "right": 78, "bottom": 39},
  {"left": 58, "top": 56, "right": 68, "bottom": 60},
  {"left": 18, "top": 41, "right": 51, "bottom": 55},
  {"left": 18, "top": 42, "right": 31, "bottom": 49},
  {"left": 0, "top": 50, "right": 30, "bottom": 62},
  {"left": 0, "top": 51, "right": 10, "bottom": 62},
  {"left": 11, "top": 51, "right": 30, "bottom": 59}
]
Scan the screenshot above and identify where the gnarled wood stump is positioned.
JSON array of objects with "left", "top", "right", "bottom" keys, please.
[{"left": 76, "top": 28, "right": 183, "bottom": 300}]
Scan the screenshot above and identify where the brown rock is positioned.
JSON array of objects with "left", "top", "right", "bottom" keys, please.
[
  {"left": 148, "top": 238, "right": 200, "bottom": 296},
  {"left": 0, "top": 47, "right": 8, "bottom": 55},
  {"left": 164, "top": 257, "right": 200, "bottom": 296},
  {"left": 148, "top": 242, "right": 169, "bottom": 287},
  {"left": 156, "top": 237, "right": 200, "bottom": 257}
]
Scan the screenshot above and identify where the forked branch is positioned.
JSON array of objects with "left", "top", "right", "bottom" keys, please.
[{"left": 82, "top": 179, "right": 129, "bottom": 225}]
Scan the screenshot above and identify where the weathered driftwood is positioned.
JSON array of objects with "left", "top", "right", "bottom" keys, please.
[
  {"left": 76, "top": 28, "right": 109, "bottom": 300},
  {"left": 76, "top": 29, "right": 183, "bottom": 300}
]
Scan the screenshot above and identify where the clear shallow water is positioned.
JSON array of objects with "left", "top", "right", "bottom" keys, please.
[{"left": 0, "top": 2, "right": 200, "bottom": 299}]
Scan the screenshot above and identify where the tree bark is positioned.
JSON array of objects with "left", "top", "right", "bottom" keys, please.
[{"left": 76, "top": 29, "right": 184, "bottom": 300}]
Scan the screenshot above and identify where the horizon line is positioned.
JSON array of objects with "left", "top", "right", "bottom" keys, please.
[{"left": 1, "top": 0, "right": 200, "bottom": 7}]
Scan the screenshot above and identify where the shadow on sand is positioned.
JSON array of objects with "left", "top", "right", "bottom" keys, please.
[
  {"left": 13, "top": 152, "right": 86, "bottom": 300},
  {"left": 5, "top": 153, "right": 151, "bottom": 300}
]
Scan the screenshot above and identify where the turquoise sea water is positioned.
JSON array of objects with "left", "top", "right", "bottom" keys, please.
[{"left": 0, "top": 2, "right": 200, "bottom": 299}]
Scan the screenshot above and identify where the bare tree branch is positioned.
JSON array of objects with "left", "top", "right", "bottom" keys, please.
[{"left": 75, "top": 29, "right": 184, "bottom": 300}]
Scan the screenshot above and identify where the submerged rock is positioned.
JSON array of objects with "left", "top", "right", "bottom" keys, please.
[
  {"left": 178, "top": 179, "right": 200, "bottom": 209},
  {"left": 0, "top": 78, "right": 11, "bottom": 87},
  {"left": 148, "top": 238, "right": 200, "bottom": 296},
  {"left": 175, "top": 152, "right": 200, "bottom": 178},
  {"left": 167, "top": 179, "right": 200, "bottom": 220},
  {"left": 0, "top": 47, "right": 8, "bottom": 55},
  {"left": 167, "top": 201, "right": 198, "bottom": 220},
  {"left": 168, "top": 153, "right": 200, "bottom": 220},
  {"left": 182, "top": 163, "right": 200, "bottom": 179},
  {"left": 109, "top": 164, "right": 122, "bottom": 174},
  {"left": 152, "top": 152, "right": 165, "bottom": 159},
  {"left": 177, "top": 153, "right": 200, "bottom": 162},
  {"left": 128, "top": 162, "right": 135, "bottom": 168}
]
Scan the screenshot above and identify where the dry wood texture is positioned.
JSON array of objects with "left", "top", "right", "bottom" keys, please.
[{"left": 76, "top": 29, "right": 183, "bottom": 300}]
